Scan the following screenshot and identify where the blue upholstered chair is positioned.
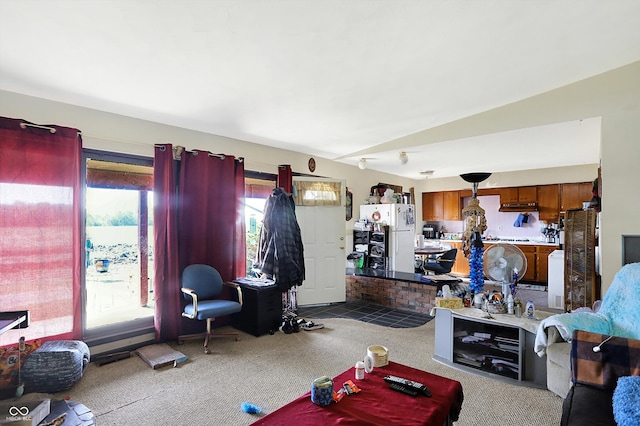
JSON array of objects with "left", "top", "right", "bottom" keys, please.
[
  {"left": 178, "top": 264, "right": 243, "bottom": 354},
  {"left": 423, "top": 249, "right": 457, "bottom": 275}
]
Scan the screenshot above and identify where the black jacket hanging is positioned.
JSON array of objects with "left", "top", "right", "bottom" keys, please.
[{"left": 256, "top": 187, "right": 305, "bottom": 291}]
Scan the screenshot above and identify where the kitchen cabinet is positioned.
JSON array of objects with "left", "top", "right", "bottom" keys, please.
[
  {"left": 448, "top": 241, "right": 470, "bottom": 276},
  {"left": 518, "top": 245, "right": 536, "bottom": 282},
  {"left": 443, "top": 191, "right": 461, "bottom": 221},
  {"left": 500, "top": 188, "right": 519, "bottom": 204},
  {"left": 447, "top": 242, "right": 557, "bottom": 283},
  {"left": 422, "top": 191, "right": 460, "bottom": 221},
  {"left": 422, "top": 192, "right": 443, "bottom": 221},
  {"left": 560, "top": 182, "right": 593, "bottom": 212},
  {"left": 537, "top": 184, "right": 560, "bottom": 222},
  {"left": 536, "top": 246, "right": 557, "bottom": 284},
  {"left": 499, "top": 187, "right": 537, "bottom": 204},
  {"left": 476, "top": 188, "right": 502, "bottom": 197},
  {"left": 518, "top": 187, "right": 537, "bottom": 203}
]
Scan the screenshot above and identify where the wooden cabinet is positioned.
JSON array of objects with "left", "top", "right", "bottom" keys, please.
[
  {"left": 537, "top": 184, "right": 560, "bottom": 222},
  {"left": 517, "top": 245, "right": 536, "bottom": 282},
  {"left": 422, "top": 192, "right": 444, "bottom": 221},
  {"left": 560, "top": 182, "right": 593, "bottom": 212},
  {"left": 448, "top": 241, "right": 470, "bottom": 276},
  {"left": 443, "top": 191, "right": 461, "bottom": 221},
  {"left": 476, "top": 187, "right": 502, "bottom": 197},
  {"left": 500, "top": 187, "right": 537, "bottom": 204},
  {"left": 536, "top": 246, "right": 557, "bottom": 284},
  {"left": 518, "top": 186, "right": 537, "bottom": 203},
  {"left": 564, "top": 209, "right": 599, "bottom": 311},
  {"left": 422, "top": 191, "right": 460, "bottom": 221},
  {"left": 500, "top": 188, "right": 519, "bottom": 204}
]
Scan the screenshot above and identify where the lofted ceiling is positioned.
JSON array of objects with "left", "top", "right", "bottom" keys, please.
[{"left": 1, "top": 1, "right": 639, "bottom": 179}]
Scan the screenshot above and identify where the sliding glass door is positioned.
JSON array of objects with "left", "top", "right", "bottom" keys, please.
[{"left": 83, "top": 150, "right": 154, "bottom": 342}]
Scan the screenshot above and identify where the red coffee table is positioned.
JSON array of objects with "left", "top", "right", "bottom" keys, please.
[{"left": 251, "top": 361, "right": 463, "bottom": 426}]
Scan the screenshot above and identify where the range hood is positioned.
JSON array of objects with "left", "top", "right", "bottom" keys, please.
[{"left": 499, "top": 202, "right": 539, "bottom": 212}]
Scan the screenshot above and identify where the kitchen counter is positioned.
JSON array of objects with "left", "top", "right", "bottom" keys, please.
[
  {"left": 345, "top": 268, "right": 463, "bottom": 315},
  {"left": 424, "top": 238, "right": 559, "bottom": 247},
  {"left": 346, "top": 267, "right": 462, "bottom": 285}
]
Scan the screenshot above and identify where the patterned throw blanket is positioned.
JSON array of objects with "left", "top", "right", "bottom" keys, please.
[
  {"left": 571, "top": 330, "right": 640, "bottom": 426},
  {"left": 534, "top": 262, "right": 640, "bottom": 356},
  {"left": 570, "top": 330, "right": 640, "bottom": 390}
]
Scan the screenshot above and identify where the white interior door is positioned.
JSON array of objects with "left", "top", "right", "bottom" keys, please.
[{"left": 294, "top": 178, "right": 346, "bottom": 306}]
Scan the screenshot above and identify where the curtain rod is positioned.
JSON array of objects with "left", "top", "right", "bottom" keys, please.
[
  {"left": 154, "top": 144, "right": 243, "bottom": 162},
  {"left": 20, "top": 122, "right": 56, "bottom": 133},
  {"left": 23, "top": 127, "right": 243, "bottom": 164},
  {"left": 80, "top": 135, "right": 242, "bottom": 162}
]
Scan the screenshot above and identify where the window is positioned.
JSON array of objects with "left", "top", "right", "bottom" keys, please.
[{"left": 293, "top": 180, "right": 342, "bottom": 206}]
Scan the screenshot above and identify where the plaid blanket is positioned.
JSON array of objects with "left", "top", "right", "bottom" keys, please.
[{"left": 570, "top": 330, "right": 640, "bottom": 390}]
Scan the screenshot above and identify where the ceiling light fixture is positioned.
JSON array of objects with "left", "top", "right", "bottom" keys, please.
[
  {"left": 399, "top": 151, "right": 409, "bottom": 165},
  {"left": 420, "top": 170, "right": 434, "bottom": 179},
  {"left": 358, "top": 158, "right": 367, "bottom": 170}
]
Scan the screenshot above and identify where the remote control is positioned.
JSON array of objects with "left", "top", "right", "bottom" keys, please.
[
  {"left": 384, "top": 375, "right": 432, "bottom": 397},
  {"left": 388, "top": 382, "right": 418, "bottom": 396}
]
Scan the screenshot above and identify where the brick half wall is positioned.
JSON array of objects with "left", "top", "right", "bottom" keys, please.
[{"left": 346, "top": 276, "right": 440, "bottom": 315}]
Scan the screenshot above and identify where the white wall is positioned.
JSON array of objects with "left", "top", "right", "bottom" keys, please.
[
  {"left": 0, "top": 89, "right": 416, "bottom": 252},
  {"left": 599, "top": 109, "right": 640, "bottom": 294},
  {"left": 3, "top": 89, "right": 636, "bottom": 296}
]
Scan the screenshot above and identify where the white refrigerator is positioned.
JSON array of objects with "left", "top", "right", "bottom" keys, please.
[{"left": 359, "top": 204, "right": 416, "bottom": 273}]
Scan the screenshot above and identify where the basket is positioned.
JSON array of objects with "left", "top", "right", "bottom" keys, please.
[
  {"left": 367, "top": 345, "right": 389, "bottom": 367},
  {"left": 485, "top": 301, "right": 507, "bottom": 314}
]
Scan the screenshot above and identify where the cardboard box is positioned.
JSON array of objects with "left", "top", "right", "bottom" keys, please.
[{"left": 435, "top": 297, "right": 463, "bottom": 309}]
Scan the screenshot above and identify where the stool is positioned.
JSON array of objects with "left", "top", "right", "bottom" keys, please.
[{"left": 22, "top": 340, "right": 90, "bottom": 393}]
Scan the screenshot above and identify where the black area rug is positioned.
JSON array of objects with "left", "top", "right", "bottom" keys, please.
[{"left": 297, "top": 302, "right": 432, "bottom": 329}]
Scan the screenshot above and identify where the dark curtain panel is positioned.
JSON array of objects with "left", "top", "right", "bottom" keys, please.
[
  {"left": 233, "top": 160, "right": 247, "bottom": 278},
  {"left": 277, "top": 164, "right": 292, "bottom": 193},
  {"left": 0, "top": 117, "right": 82, "bottom": 347},
  {"left": 152, "top": 144, "right": 181, "bottom": 341},
  {"left": 153, "top": 145, "right": 246, "bottom": 339}
]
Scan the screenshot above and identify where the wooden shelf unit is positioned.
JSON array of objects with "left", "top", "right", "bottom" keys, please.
[{"left": 564, "top": 208, "right": 599, "bottom": 311}]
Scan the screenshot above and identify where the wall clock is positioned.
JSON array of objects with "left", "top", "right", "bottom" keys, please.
[{"left": 308, "top": 157, "right": 316, "bottom": 172}]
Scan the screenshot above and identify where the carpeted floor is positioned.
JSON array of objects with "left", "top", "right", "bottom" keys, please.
[{"left": 6, "top": 317, "right": 563, "bottom": 425}]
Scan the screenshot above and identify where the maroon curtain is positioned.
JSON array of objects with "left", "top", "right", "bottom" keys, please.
[
  {"left": 152, "top": 144, "right": 181, "bottom": 341},
  {"left": 0, "top": 117, "right": 82, "bottom": 347},
  {"left": 179, "top": 151, "right": 246, "bottom": 335},
  {"left": 153, "top": 145, "right": 246, "bottom": 340},
  {"left": 278, "top": 164, "right": 293, "bottom": 193}
]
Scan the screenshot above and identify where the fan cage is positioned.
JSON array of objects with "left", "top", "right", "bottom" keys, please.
[{"left": 483, "top": 243, "right": 528, "bottom": 283}]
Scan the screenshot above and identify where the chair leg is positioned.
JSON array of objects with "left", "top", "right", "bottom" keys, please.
[
  {"left": 203, "top": 318, "right": 240, "bottom": 354},
  {"left": 177, "top": 318, "right": 240, "bottom": 354}
]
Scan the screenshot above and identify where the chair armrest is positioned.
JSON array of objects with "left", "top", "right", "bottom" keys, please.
[
  {"left": 224, "top": 281, "right": 243, "bottom": 306},
  {"left": 181, "top": 287, "right": 198, "bottom": 319},
  {"left": 547, "top": 326, "right": 566, "bottom": 345}
]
